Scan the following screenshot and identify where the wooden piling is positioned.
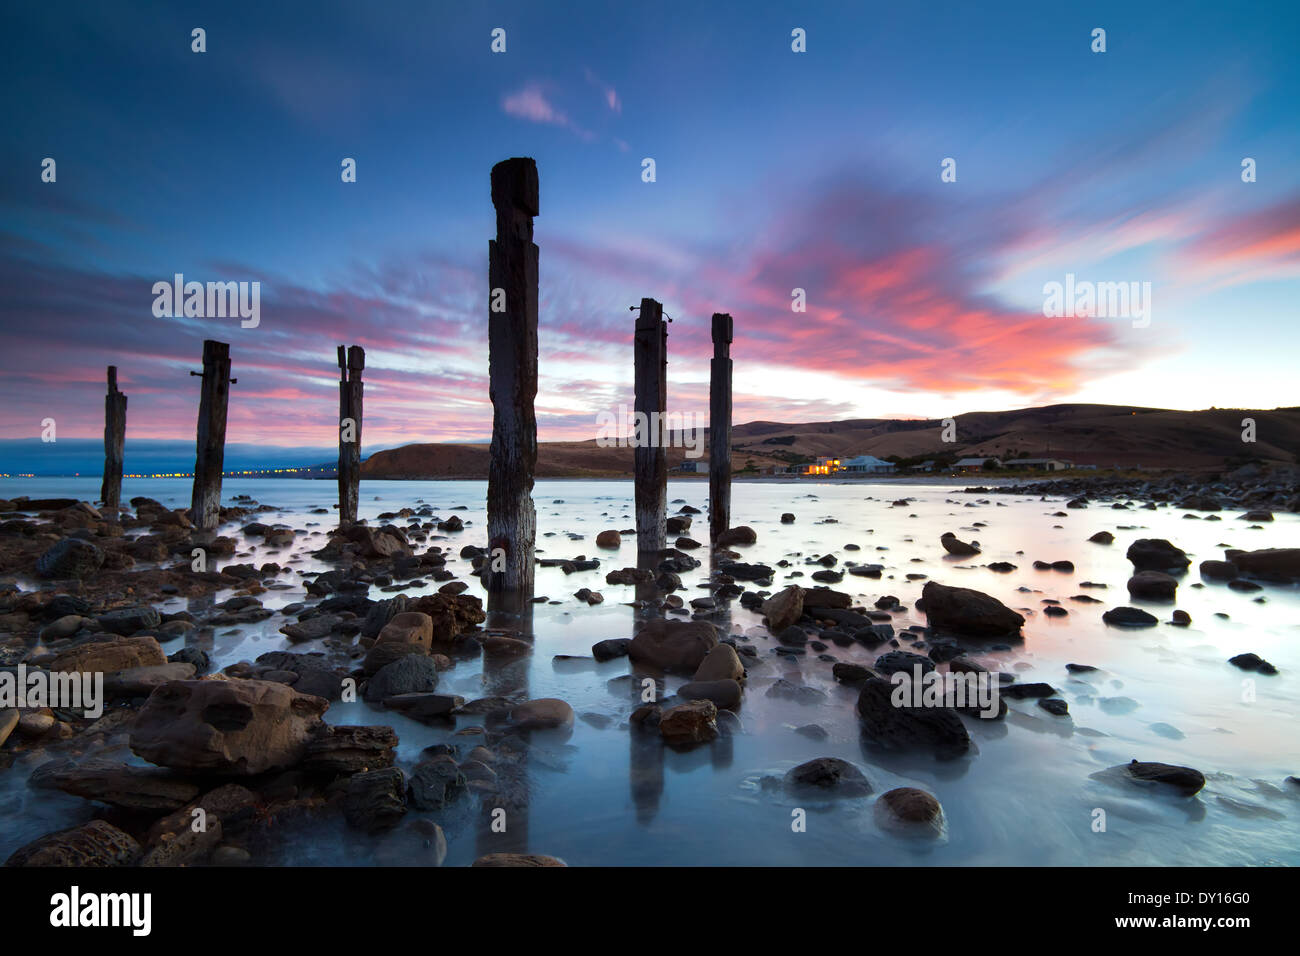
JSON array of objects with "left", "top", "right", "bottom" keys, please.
[
  {"left": 708, "top": 313, "right": 733, "bottom": 544},
  {"left": 100, "top": 366, "right": 126, "bottom": 512},
  {"left": 634, "top": 298, "right": 668, "bottom": 552},
  {"left": 337, "top": 345, "right": 365, "bottom": 526},
  {"left": 189, "top": 340, "right": 232, "bottom": 531},
  {"left": 486, "top": 157, "right": 539, "bottom": 596}
]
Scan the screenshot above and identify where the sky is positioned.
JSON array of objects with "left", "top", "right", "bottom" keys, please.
[{"left": 1, "top": 0, "right": 1297, "bottom": 463}]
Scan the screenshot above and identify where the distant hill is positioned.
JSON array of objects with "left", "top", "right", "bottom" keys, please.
[{"left": 361, "top": 404, "right": 1300, "bottom": 478}]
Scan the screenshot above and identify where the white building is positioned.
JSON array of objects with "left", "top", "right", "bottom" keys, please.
[{"left": 842, "top": 455, "right": 896, "bottom": 474}]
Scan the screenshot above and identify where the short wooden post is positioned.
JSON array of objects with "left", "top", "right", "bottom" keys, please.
[
  {"left": 100, "top": 367, "right": 127, "bottom": 512},
  {"left": 634, "top": 298, "right": 668, "bottom": 553},
  {"left": 189, "top": 340, "right": 233, "bottom": 531},
  {"left": 708, "top": 313, "right": 733, "bottom": 544},
  {"left": 486, "top": 157, "right": 539, "bottom": 597},
  {"left": 337, "top": 345, "right": 365, "bottom": 526}
]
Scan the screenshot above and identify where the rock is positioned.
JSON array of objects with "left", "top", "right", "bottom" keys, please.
[
  {"left": 382, "top": 693, "right": 465, "bottom": 721},
  {"left": 104, "top": 662, "right": 196, "bottom": 697},
  {"left": 693, "top": 643, "right": 744, "bottom": 682},
  {"left": 780, "top": 513, "right": 795, "bottom": 524},
  {"left": 875, "top": 787, "right": 943, "bottom": 832},
  {"left": 130, "top": 678, "right": 328, "bottom": 775},
  {"left": 591, "top": 638, "right": 631, "bottom": 662},
  {"left": 856, "top": 677, "right": 970, "bottom": 758},
  {"left": 50, "top": 636, "right": 166, "bottom": 673},
  {"left": 762, "top": 585, "right": 804, "bottom": 632},
  {"left": 783, "top": 757, "right": 872, "bottom": 797},
  {"left": 1199, "top": 560, "right": 1238, "bottom": 580},
  {"left": 659, "top": 699, "right": 718, "bottom": 745},
  {"left": 1038, "top": 698, "right": 1069, "bottom": 716},
  {"left": 629, "top": 618, "right": 719, "bottom": 674},
  {"left": 1001, "top": 682, "right": 1057, "bottom": 699},
  {"left": 1101, "top": 606, "right": 1159, "bottom": 627},
  {"left": 141, "top": 815, "right": 224, "bottom": 867},
  {"left": 919, "top": 581, "right": 1024, "bottom": 637},
  {"left": 364, "top": 654, "right": 439, "bottom": 702},
  {"left": 5, "top": 820, "right": 141, "bottom": 867},
  {"left": 0, "top": 708, "right": 17, "bottom": 748},
  {"left": 300, "top": 725, "right": 398, "bottom": 773},
  {"left": 678, "top": 679, "right": 742, "bottom": 709},
  {"left": 280, "top": 612, "right": 344, "bottom": 644},
  {"left": 30, "top": 757, "right": 200, "bottom": 811},
  {"left": 1127, "top": 570, "right": 1178, "bottom": 600},
  {"left": 1126, "top": 538, "right": 1190, "bottom": 572},
  {"left": 376, "top": 612, "right": 434, "bottom": 651},
  {"left": 1228, "top": 653, "right": 1277, "bottom": 675},
  {"left": 874, "top": 650, "right": 935, "bottom": 677},
  {"left": 940, "top": 532, "right": 980, "bottom": 556},
  {"left": 1224, "top": 548, "right": 1300, "bottom": 581},
  {"left": 97, "top": 605, "right": 162, "bottom": 635},
  {"left": 1088, "top": 531, "right": 1115, "bottom": 544},
  {"left": 472, "top": 853, "right": 566, "bottom": 867},
  {"left": 342, "top": 767, "right": 407, "bottom": 832},
  {"left": 1238, "top": 510, "right": 1274, "bottom": 522},
  {"left": 1120, "top": 759, "right": 1206, "bottom": 796},
  {"left": 716, "top": 526, "right": 757, "bottom": 547},
  {"left": 408, "top": 756, "right": 466, "bottom": 810},
  {"left": 36, "top": 539, "right": 105, "bottom": 579},
  {"left": 511, "top": 698, "right": 575, "bottom": 731},
  {"left": 595, "top": 530, "right": 621, "bottom": 548},
  {"left": 832, "top": 662, "right": 876, "bottom": 684}
]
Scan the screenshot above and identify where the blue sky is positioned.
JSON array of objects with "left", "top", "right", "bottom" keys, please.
[{"left": 1, "top": 0, "right": 1297, "bottom": 456}]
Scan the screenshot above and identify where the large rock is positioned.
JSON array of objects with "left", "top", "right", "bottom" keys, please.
[
  {"left": 762, "top": 585, "right": 804, "bottom": 632},
  {"left": 36, "top": 539, "right": 104, "bottom": 579},
  {"left": 376, "top": 611, "right": 434, "bottom": 651},
  {"left": 300, "top": 725, "right": 398, "bottom": 773},
  {"left": 940, "top": 532, "right": 980, "bottom": 556},
  {"left": 595, "top": 530, "right": 621, "bottom": 548},
  {"left": 1126, "top": 538, "right": 1190, "bottom": 572},
  {"left": 783, "top": 757, "right": 872, "bottom": 797},
  {"left": 96, "top": 606, "right": 162, "bottom": 636},
  {"left": 875, "top": 787, "right": 944, "bottom": 832},
  {"left": 678, "top": 678, "right": 742, "bottom": 709},
  {"left": 629, "top": 618, "right": 719, "bottom": 674},
  {"left": 1102, "top": 606, "right": 1159, "bottom": 627},
  {"left": 716, "top": 526, "right": 757, "bottom": 547},
  {"left": 342, "top": 767, "right": 407, "bottom": 832},
  {"left": 29, "top": 757, "right": 200, "bottom": 811},
  {"left": 693, "top": 643, "right": 744, "bottom": 682},
  {"left": 5, "top": 820, "right": 141, "bottom": 867},
  {"left": 510, "top": 698, "right": 575, "bottom": 731},
  {"left": 1224, "top": 548, "right": 1300, "bottom": 581},
  {"left": 919, "top": 581, "right": 1024, "bottom": 638},
  {"left": 50, "top": 636, "right": 166, "bottom": 673},
  {"left": 856, "top": 677, "right": 971, "bottom": 758},
  {"left": 130, "top": 678, "right": 328, "bottom": 775},
  {"left": 364, "top": 654, "right": 439, "bottom": 702},
  {"left": 659, "top": 699, "right": 718, "bottom": 745},
  {"left": 1126, "top": 570, "right": 1178, "bottom": 600}
]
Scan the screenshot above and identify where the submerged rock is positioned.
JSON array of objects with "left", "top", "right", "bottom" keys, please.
[
  {"left": 875, "top": 787, "right": 944, "bottom": 833},
  {"left": 1101, "top": 606, "right": 1159, "bottom": 627},
  {"left": 783, "top": 757, "right": 872, "bottom": 797},
  {"left": 1126, "top": 538, "right": 1190, "bottom": 572},
  {"left": 919, "top": 581, "right": 1024, "bottom": 638},
  {"left": 856, "top": 678, "right": 971, "bottom": 758},
  {"left": 629, "top": 618, "right": 719, "bottom": 674},
  {"left": 5, "top": 819, "right": 142, "bottom": 867}
]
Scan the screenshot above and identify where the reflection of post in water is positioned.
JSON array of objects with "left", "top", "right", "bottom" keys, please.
[
  {"left": 629, "top": 707, "right": 665, "bottom": 825},
  {"left": 476, "top": 588, "right": 534, "bottom": 857}
]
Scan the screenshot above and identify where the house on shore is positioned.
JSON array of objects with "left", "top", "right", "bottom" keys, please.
[
  {"left": 842, "top": 454, "right": 896, "bottom": 475},
  {"left": 953, "top": 457, "right": 1001, "bottom": 473},
  {"left": 1002, "top": 457, "right": 1073, "bottom": 471}
]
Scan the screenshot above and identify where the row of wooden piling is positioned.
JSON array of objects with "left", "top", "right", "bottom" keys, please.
[{"left": 97, "top": 156, "right": 734, "bottom": 594}]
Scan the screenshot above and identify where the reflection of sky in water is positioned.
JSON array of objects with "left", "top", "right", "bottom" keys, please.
[{"left": 3, "top": 477, "right": 1298, "bottom": 866}]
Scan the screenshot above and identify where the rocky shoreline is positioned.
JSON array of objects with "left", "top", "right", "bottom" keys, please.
[{"left": 2, "top": 484, "right": 1298, "bottom": 867}]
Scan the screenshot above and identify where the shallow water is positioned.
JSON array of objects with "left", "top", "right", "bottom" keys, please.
[{"left": 3, "top": 476, "right": 1298, "bottom": 866}]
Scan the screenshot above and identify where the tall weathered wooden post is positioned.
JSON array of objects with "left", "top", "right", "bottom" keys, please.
[
  {"left": 634, "top": 298, "right": 668, "bottom": 553},
  {"left": 100, "top": 366, "right": 127, "bottom": 512},
  {"left": 708, "top": 313, "right": 733, "bottom": 544},
  {"left": 189, "top": 340, "right": 233, "bottom": 531},
  {"left": 337, "top": 345, "right": 365, "bottom": 526},
  {"left": 486, "top": 157, "right": 539, "bottom": 598}
]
